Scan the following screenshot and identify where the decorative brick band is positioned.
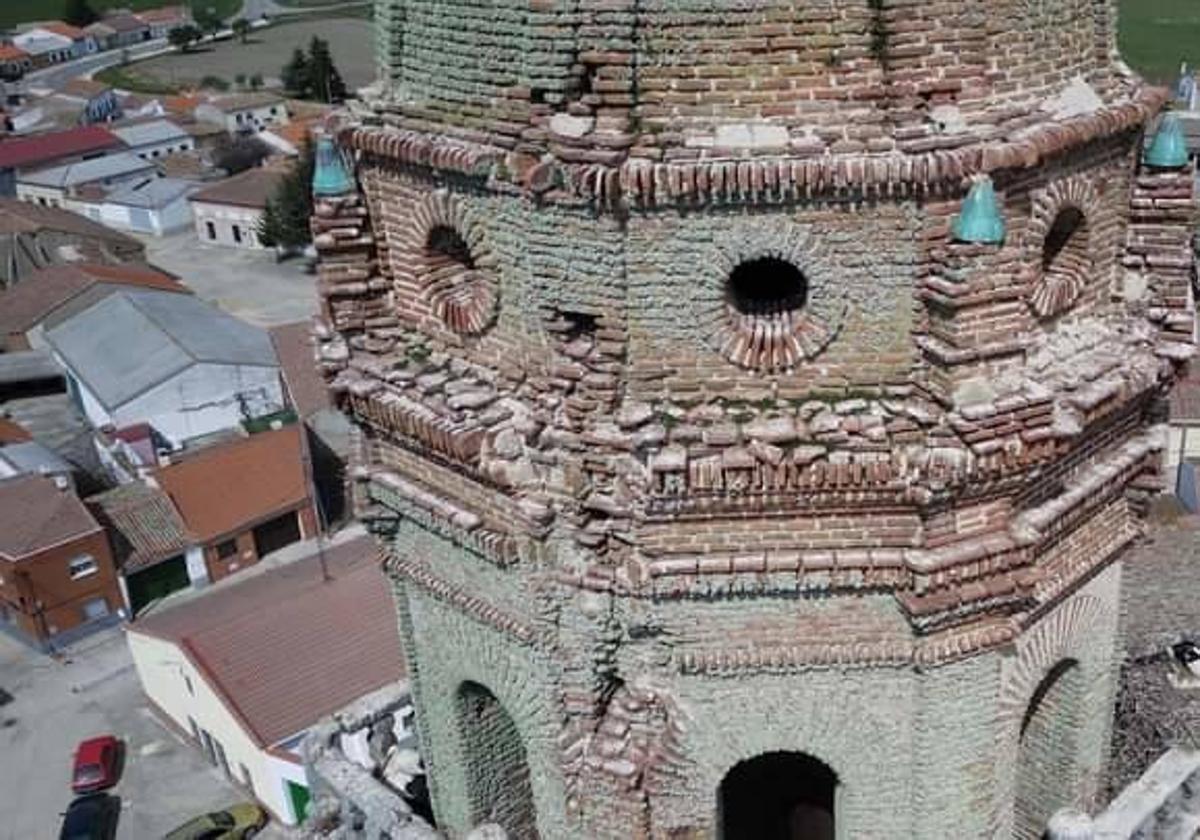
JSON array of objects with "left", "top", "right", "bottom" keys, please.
[
  {"left": 347, "top": 391, "right": 485, "bottom": 469},
  {"left": 385, "top": 549, "right": 535, "bottom": 644},
  {"left": 346, "top": 126, "right": 500, "bottom": 177}
]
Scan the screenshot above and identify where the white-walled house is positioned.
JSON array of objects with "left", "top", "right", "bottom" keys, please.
[
  {"left": 194, "top": 93, "right": 289, "bottom": 135},
  {"left": 188, "top": 167, "right": 284, "bottom": 250},
  {"left": 43, "top": 289, "right": 284, "bottom": 449},
  {"left": 16, "top": 153, "right": 158, "bottom": 208},
  {"left": 67, "top": 176, "right": 198, "bottom": 236},
  {"left": 109, "top": 120, "right": 193, "bottom": 161},
  {"left": 126, "top": 537, "right": 405, "bottom": 825}
]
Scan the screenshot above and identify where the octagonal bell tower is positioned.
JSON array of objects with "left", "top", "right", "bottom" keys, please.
[{"left": 314, "top": 0, "right": 1196, "bottom": 837}]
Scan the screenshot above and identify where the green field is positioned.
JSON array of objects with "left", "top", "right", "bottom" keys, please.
[
  {"left": 1118, "top": 0, "right": 1200, "bottom": 82},
  {"left": 0, "top": 0, "right": 239, "bottom": 32}
]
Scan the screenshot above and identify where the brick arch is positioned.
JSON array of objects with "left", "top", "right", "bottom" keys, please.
[
  {"left": 1021, "top": 174, "right": 1104, "bottom": 320},
  {"left": 691, "top": 219, "right": 849, "bottom": 373},
  {"left": 404, "top": 190, "right": 499, "bottom": 335},
  {"left": 991, "top": 594, "right": 1112, "bottom": 836},
  {"left": 455, "top": 679, "right": 540, "bottom": 840}
]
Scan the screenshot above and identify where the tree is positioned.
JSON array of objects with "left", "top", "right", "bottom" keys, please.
[
  {"left": 232, "top": 18, "right": 251, "bottom": 44},
  {"left": 212, "top": 135, "right": 271, "bottom": 174},
  {"left": 249, "top": 73, "right": 263, "bottom": 91},
  {"left": 306, "top": 37, "right": 347, "bottom": 104},
  {"left": 195, "top": 10, "right": 222, "bottom": 39},
  {"left": 281, "top": 48, "right": 310, "bottom": 97},
  {"left": 63, "top": 0, "right": 99, "bottom": 27},
  {"left": 200, "top": 74, "right": 230, "bottom": 91},
  {"left": 235, "top": 72, "right": 247, "bottom": 89},
  {"left": 257, "top": 141, "right": 316, "bottom": 252},
  {"left": 167, "top": 25, "right": 202, "bottom": 53}
]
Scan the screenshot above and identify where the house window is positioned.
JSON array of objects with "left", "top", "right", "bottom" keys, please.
[
  {"left": 68, "top": 555, "right": 98, "bottom": 580},
  {"left": 236, "top": 113, "right": 244, "bottom": 124},
  {"left": 240, "top": 763, "right": 254, "bottom": 793},
  {"left": 216, "top": 539, "right": 237, "bottom": 559},
  {"left": 81, "top": 597, "right": 109, "bottom": 621},
  {"left": 205, "top": 220, "right": 216, "bottom": 240},
  {"left": 184, "top": 674, "right": 194, "bottom": 696},
  {"left": 232, "top": 224, "right": 242, "bottom": 244},
  {"left": 269, "top": 106, "right": 277, "bottom": 115}
]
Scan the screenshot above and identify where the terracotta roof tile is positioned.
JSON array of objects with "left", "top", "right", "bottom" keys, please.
[
  {"left": 0, "top": 262, "right": 187, "bottom": 336},
  {"left": 0, "top": 46, "right": 30, "bottom": 62},
  {"left": 88, "top": 482, "right": 188, "bottom": 572},
  {"left": 0, "top": 125, "right": 123, "bottom": 170},
  {"left": 0, "top": 199, "right": 144, "bottom": 253},
  {"left": 155, "top": 426, "right": 309, "bottom": 543},
  {"left": 0, "top": 417, "right": 32, "bottom": 444},
  {"left": 188, "top": 166, "right": 286, "bottom": 209},
  {"left": 270, "top": 322, "right": 330, "bottom": 418},
  {"left": 1171, "top": 369, "right": 1200, "bottom": 422},
  {"left": 130, "top": 536, "right": 405, "bottom": 745},
  {"left": 38, "top": 22, "right": 86, "bottom": 40},
  {"left": 0, "top": 474, "right": 100, "bottom": 561}
]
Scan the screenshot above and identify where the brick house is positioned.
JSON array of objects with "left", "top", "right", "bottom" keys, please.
[
  {"left": 0, "top": 474, "right": 122, "bottom": 649},
  {"left": 153, "top": 425, "right": 319, "bottom": 584}
]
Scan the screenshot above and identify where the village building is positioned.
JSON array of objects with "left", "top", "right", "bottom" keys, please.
[
  {"left": 194, "top": 92, "right": 289, "bottom": 136},
  {"left": 136, "top": 6, "right": 193, "bottom": 40},
  {"left": 43, "top": 288, "right": 284, "bottom": 448},
  {"left": 12, "top": 30, "right": 75, "bottom": 69},
  {"left": 109, "top": 119, "right": 194, "bottom": 160},
  {"left": 0, "top": 261, "right": 187, "bottom": 351},
  {"left": 94, "top": 13, "right": 151, "bottom": 49},
  {"left": 307, "top": 0, "right": 1199, "bottom": 837},
  {"left": 81, "top": 22, "right": 119, "bottom": 53},
  {"left": 0, "top": 124, "right": 125, "bottom": 197},
  {"left": 18, "top": 22, "right": 98, "bottom": 59},
  {"left": 68, "top": 176, "right": 199, "bottom": 236},
  {"left": 16, "top": 151, "right": 158, "bottom": 208},
  {"left": 0, "top": 45, "right": 32, "bottom": 79},
  {"left": 188, "top": 166, "right": 285, "bottom": 250},
  {"left": 0, "top": 474, "right": 122, "bottom": 649},
  {"left": 126, "top": 534, "right": 405, "bottom": 825},
  {"left": 0, "top": 199, "right": 146, "bottom": 288}
]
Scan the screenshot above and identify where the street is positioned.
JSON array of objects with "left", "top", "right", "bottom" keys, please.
[
  {"left": 26, "top": 40, "right": 171, "bottom": 93},
  {"left": 0, "top": 624, "right": 291, "bottom": 840}
]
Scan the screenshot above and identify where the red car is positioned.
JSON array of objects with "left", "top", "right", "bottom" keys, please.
[{"left": 71, "top": 736, "right": 121, "bottom": 794}]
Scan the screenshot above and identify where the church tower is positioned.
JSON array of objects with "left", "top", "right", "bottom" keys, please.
[{"left": 313, "top": 1, "right": 1195, "bottom": 836}]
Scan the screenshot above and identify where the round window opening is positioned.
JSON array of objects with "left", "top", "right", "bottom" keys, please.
[
  {"left": 717, "top": 256, "right": 836, "bottom": 371},
  {"left": 418, "top": 224, "right": 497, "bottom": 335},
  {"left": 726, "top": 257, "right": 809, "bottom": 317},
  {"left": 1030, "top": 206, "right": 1091, "bottom": 320}
]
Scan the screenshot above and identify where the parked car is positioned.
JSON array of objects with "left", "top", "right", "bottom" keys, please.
[
  {"left": 71, "top": 735, "right": 122, "bottom": 794},
  {"left": 163, "top": 803, "right": 267, "bottom": 839},
  {"left": 58, "top": 794, "right": 119, "bottom": 840}
]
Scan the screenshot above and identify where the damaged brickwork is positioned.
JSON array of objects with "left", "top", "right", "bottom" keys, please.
[{"left": 318, "top": 1, "right": 1196, "bottom": 837}]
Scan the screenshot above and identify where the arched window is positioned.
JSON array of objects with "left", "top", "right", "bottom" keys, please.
[
  {"left": 456, "top": 681, "right": 539, "bottom": 840},
  {"left": 1013, "top": 659, "right": 1083, "bottom": 839},
  {"left": 416, "top": 220, "right": 496, "bottom": 335},
  {"left": 718, "top": 751, "right": 837, "bottom": 840},
  {"left": 1029, "top": 207, "right": 1091, "bottom": 319}
]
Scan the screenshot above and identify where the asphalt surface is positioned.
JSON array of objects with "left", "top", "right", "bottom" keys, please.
[{"left": 26, "top": 40, "right": 171, "bottom": 92}]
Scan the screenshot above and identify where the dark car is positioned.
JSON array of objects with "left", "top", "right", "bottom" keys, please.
[
  {"left": 58, "top": 794, "right": 119, "bottom": 840},
  {"left": 71, "top": 735, "right": 122, "bottom": 794}
]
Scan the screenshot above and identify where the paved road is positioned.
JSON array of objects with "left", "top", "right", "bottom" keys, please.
[
  {"left": 0, "top": 625, "right": 291, "bottom": 840},
  {"left": 26, "top": 40, "right": 170, "bottom": 92},
  {"left": 234, "top": 0, "right": 371, "bottom": 23}
]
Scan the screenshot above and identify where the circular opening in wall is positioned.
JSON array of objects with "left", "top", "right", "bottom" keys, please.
[
  {"left": 426, "top": 225, "right": 475, "bottom": 270},
  {"left": 726, "top": 257, "right": 808, "bottom": 316}
]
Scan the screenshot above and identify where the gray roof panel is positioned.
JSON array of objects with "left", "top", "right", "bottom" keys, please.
[
  {"left": 19, "top": 153, "right": 157, "bottom": 189},
  {"left": 44, "top": 289, "right": 278, "bottom": 409}
]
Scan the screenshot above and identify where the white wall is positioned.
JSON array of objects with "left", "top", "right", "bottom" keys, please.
[
  {"left": 16, "top": 184, "right": 65, "bottom": 207},
  {"left": 127, "top": 631, "right": 300, "bottom": 823},
  {"left": 128, "top": 137, "right": 194, "bottom": 160},
  {"left": 184, "top": 546, "right": 209, "bottom": 587},
  {"left": 61, "top": 361, "right": 283, "bottom": 449},
  {"left": 112, "top": 362, "right": 285, "bottom": 448},
  {"left": 191, "top": 200, "right": 267, "bottom": 249}
]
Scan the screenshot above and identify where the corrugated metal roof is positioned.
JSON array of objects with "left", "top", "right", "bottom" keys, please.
[
  {"left": 0, "top": 440, "right": 72, "bottom": 476},
  {"left": 19, "top": 152, "right": 156, "bottom": 189},
  {"left": 109, "top": 120, "right": 189, "bottom": 149},
  {"left": 104, "top": 177, "right": 197, "bottom": 209},
  {"left": 0, "top": 349, "right": 62, "bottom": 385},
  {"left": 130, "top": 536, "right": 405, "bottom": 746},
  {"left": 44, "top": 289, "right": 278, "bottom": 410}
]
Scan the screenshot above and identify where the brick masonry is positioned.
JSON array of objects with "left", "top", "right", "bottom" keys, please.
[{"left": 315, "top": 1, "right": 1196, "bottom": 837}]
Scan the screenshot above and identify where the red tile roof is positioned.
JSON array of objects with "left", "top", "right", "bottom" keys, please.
[
  {"left": 269, "top": 322, "right": 330, "bottom": 418},
  {"left": 0, "top": 125, "right": 123, "bottom": 171},
  {"left": 155, "top": 426, "right": 309, "bottom": 544},
  {"left": 0, "top": 417, "right": 32, "bottom": 444},
  {"left": 136, "top": 6, "right": 190, "bottom": 24},
  {"left": 88, "top": 482, "right": 189, "bottom": 573},
  {"left": 0, "top": 45, "right": 30, "bottom": 63},
  {"left": 0, "top": 474, "right": 100, "bottom": 561},
  {"left": 38, "top": 22, "right": 87, "bottom": 40},
  {"left": 0, "top": 262, "right": 187, "bottom": 337},
  {"left": 130, "top": 536, "right": 405, "bottom": 746}
]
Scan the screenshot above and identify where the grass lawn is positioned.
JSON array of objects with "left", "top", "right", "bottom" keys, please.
[
  {"left": 1118, "top": 0, "right": 1200, "bottom": 82},
  {"left": 94, "top": 63, "right": 180, "bottom": 95},
  {"left": 0, "top": 0, "right": 240, "bottom": 32}
]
